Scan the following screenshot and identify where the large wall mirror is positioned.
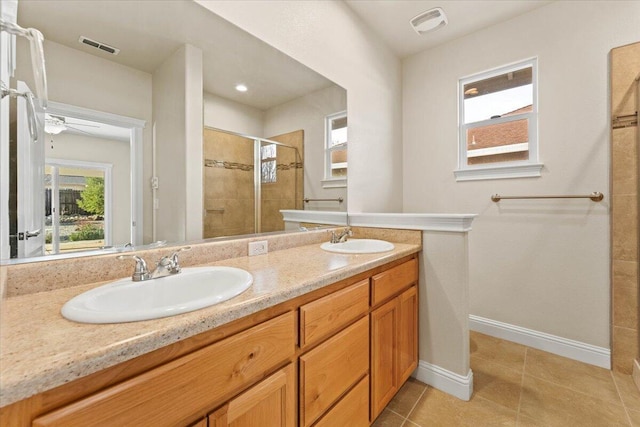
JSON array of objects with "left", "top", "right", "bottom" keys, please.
[{"left": 4, "top": 0, "right": 347, "bottom": 262}]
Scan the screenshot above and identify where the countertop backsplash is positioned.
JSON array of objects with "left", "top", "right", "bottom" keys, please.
[{"left": 1, "top": 226, "right": 422, "bottom": 298}]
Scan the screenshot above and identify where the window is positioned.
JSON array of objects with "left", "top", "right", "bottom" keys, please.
[
  {"left": 44, "top": 160, "right": 112, "bottom": 255},
  {"left": 455, "top": 58, "right": 542, "bottom": 181},
  {"left": 261, "top": 143, "right": 277, "bottom": 184},
  {"left": 323, "top": 111, "right": 347, "bottom": 188}
]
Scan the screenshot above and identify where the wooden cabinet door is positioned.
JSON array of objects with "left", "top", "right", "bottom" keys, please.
[
  {"left": 398, "top": 285, "right": 418, "bottom": 384},
  {"left": 209, "top": 363, "right": 295, "bottom": 427},
  {"left": 300, "top": 316, "right": 369, "bottom": 427},
  {"left": 313, "top": 375, "right": 369, "bottom": 427},
  {"left": 370, "top": 298, "right": 399, "bottom": 421}
]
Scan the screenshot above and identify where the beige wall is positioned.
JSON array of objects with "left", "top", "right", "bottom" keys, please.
[
  {"left": 263, "top": 85, "right": 347, "bottom": 212},
  {"left": 403, "top": 1, "right": 640, "bottom": 349},
  {"left": 15, "top": 39, "right": 153, "bottom": 243},
  {"left": 262, "top": 130, "right": 304, "bottom": 232},
  {"left": 611, "top": 42, "right": 640, "bottom": 374},
  {"left": 195, "top": 0, "right": 403, "bottom": 213},
  {"left": 203, "top": 129, "right": 255, "bottom": 238},
  {"left": 203, "top": 92, "right": 264, "bottom": 137}
]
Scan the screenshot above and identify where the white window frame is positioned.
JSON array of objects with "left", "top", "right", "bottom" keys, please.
[
  {"left": 260, "top": 143, "right": 277, "bottom": 184},
  {"left": 454, "top": 58, "right": 542, "bottom": 182},
  {"left": 322, "top": 110, "right": 347, "bottom": 188},
  {"left": 45, "top": 158, "right": 113, "bottom": 254}
]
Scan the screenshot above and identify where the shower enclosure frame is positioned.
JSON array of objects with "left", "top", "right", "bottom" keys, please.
[{"left": 203, "top": 126, "right": 303, "bottom": 236}]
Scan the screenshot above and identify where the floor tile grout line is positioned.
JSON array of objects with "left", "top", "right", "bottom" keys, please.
[
  {"left": 522, "top": 369, "right": 628, "bottom": 407},
  {"left": 401, "top": 384, "right": 429, "bottom": 427},
  {"left": 515, "top": 347, "right": 528, "bottom": 426},
  {"left": 385, "top": 407, "right": 410, "bottom": 426},
  {"left": 610, "top": 370, "right": 635, "bottom": 426},
  {"left": 471, "top": 352, "right": 526, "bottom": 375}
]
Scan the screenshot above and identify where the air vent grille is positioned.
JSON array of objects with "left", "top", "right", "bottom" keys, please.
[
  {"left": 410, "top": 7, "right": 448, "bottom": 35},
  {"left": 78, "top": 36, "right": 120, "bottom": 55}
]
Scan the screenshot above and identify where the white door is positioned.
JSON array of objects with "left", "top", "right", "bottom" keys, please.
[
  {"left": 16, "top": 80, "right": 45, "bottom": 258},
  {"left": 0, "top": 0, "right": 18, "bottom": 259}
]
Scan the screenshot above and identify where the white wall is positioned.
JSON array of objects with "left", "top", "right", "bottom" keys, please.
[
  {"left": 403, "top": 1, "right": 640, "bottom": 348},
  {"left": 263, "top": 85, "right": 347, "bottom": 212},
  {"left": 195, "top": 0, "right": 403, "bottom": 213},
  {"left": 203, "top": 92, "right": 264, "bottom": 137},
  {"left": 15, "top": 39, "right": 154, "bottom": 243},
  {"left": 153, "top": 44, "right": 203, "bottom": 243},
  {"left": 184, "top": 45, "right": 204, "bottom": 242}
]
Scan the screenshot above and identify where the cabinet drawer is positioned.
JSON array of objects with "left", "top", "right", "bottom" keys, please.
[
  {"left": 300, "top": 279, "right": 369, "bottom": 348},
  {"left": 300, "top": 316, "right": 369, "bottom": 427},
  {"left": 33, "top": 312, "right": 296, "bottom": 427},
  {"left": 313, "top": 375, "right": 369, "bottom": 427},
  {"left": 371, "top": 258, "right": 417, "bottom": 306}
]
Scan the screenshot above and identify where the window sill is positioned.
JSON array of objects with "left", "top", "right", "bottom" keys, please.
[
  {"left": 454, "top": 163, "right": 543, "bottom": 182},
  {"left": 321, "top": 178, "right": 347, "bottom": 188}
]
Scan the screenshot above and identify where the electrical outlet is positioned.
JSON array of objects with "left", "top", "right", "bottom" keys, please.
[{"left": 248, "top": 240, "right": 268, "bottom": 256}]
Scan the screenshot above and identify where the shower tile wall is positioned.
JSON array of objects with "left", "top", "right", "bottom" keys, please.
[
  {"left": 261, "top": 130, "right": 304, "bottom": 233},
  {"left": 611, "top": 41, "right": 640, "bottom": 374},
  {"left": 203, "top": 129, "right": 255, "bottom": 238}
]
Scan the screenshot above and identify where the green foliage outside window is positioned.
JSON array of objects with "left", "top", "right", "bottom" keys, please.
[
  {"left": 69, "top": 223, "right": 104, "bottom": 241},
  {"left": 76, "top": 177, "right": 105, "bottom": 216}
]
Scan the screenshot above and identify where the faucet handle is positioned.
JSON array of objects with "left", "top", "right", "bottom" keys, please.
[
  {"left": 117, "top": 254, "right": 151, "bottom": 282},
  {"left": 168, "top": 246, "right": 191, "bottom": 273}
]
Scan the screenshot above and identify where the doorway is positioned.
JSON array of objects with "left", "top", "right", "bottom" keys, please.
[{"left": 45, "top": 160, "right": 112, "bottom": 255}]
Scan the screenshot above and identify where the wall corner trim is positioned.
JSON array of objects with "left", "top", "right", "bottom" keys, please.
[
  {"left": 413, "top": 361, "right": 473, "bottom": 401},
  {"left": 348, "top": 212, "right": 477, "bottom": 232},
  {"left": 469, "top": 315, "right": 611, "bottom": 369},
  {"left": 280, "top": 210, "right": 348, "bottom": 225}
]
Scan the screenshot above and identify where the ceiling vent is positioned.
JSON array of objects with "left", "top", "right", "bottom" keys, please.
[
  {"left": 78, "top": 36, "right": 120, "bottom": 55},
  {"left": 410, "top": 7, "right": 448, "bottom": 35}
]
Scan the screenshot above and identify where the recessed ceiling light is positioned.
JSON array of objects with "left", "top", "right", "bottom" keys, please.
[
  {"left": 410, "top": 7, "right": 448, "bottom": 35},
  {"left": 235, "top": 84, "right": 248, "bottom": 92}
]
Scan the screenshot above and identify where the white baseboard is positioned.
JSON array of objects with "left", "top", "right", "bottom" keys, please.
[
  {"left": 469, "top": 315, "right": 610, "bottom": 369},
  {"left": 413, "top": 360, "right": 473, "bottom": 401}
]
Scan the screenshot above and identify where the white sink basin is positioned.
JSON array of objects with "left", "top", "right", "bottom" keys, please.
[
  {"left": 320, "top": 239, "right": 395, "bottom": 254},
  {"left": 61, "top": 267, "right": 253, "bottom": 324}
]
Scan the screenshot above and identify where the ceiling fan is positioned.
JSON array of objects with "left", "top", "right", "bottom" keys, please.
[{"left": 44, "top": 114, "right": 100, "bottom": 135}]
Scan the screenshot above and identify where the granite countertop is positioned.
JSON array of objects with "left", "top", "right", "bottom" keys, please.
[{"left": 0, "top": 242, "right": 420, "bottom": 407}]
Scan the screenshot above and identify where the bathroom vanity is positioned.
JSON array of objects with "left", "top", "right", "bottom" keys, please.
[{"left": 0, "top": 231, "right": 420, "bottom": 426}]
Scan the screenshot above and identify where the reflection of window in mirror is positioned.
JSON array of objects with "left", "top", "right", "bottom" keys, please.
[
  {"left": 455, "top": 58, "right": 541, "bottom": 181},
  {"left": 324, "top": 111, "right": 347, "bottom": 188},
  {"left": 44, "top": 160, "right": 112, "bottom": 256},
  {"left": 261, "top": 143, "right": 277, "bottom": 184}
]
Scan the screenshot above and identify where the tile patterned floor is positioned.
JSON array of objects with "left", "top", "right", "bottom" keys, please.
[{"left": 373, "top": 331, "right": 640, "bottom": 426}]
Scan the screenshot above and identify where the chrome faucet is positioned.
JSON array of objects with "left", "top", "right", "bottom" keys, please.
[
  {"left": 118, "top": 246, "right": 191, "bottom": 282},
  {"left": 329, "top": 227, "right": 352, "bottom": 244},
  {"left": 116, "top": 254, "right": 151, "bottom": 282},
  {"left": 150, "top": 246, "right": 191, "bottom": 278}
]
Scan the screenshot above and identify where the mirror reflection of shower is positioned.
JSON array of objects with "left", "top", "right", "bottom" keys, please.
[{"left": 203, "top": 127, "right": 303, "bottom": 239}]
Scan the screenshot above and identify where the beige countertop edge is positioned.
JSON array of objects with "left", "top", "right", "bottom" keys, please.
[{"left": 0, "top": 243, "right": 420, "bottom": 407}]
